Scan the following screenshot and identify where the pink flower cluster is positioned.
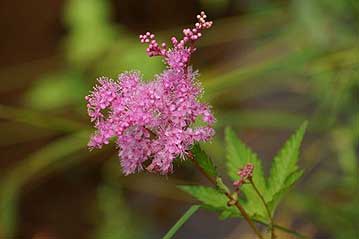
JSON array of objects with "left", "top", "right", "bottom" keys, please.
[
  {"left": 139, "top": 11, "right": 212, "bottom": 70},
  {"left": 86, "top": 12, "right": 215, "bottom": 175},
  {"left": 233, "top": 163, "right": 254, "bottom": 188}
]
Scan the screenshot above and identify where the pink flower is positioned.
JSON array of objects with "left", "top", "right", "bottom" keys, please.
[
  {"left": 139, "top": 11, "right": 212, "bottom": 69},
  {"left": 233, "top": 163, "right": 254, "bottom": 188},
  {"left": 86, "top": 12, "right": 215, "bottom": 175}
]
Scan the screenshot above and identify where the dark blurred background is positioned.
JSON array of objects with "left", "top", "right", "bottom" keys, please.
[{"left": 0, "top": 0, "right": 358, "bottom": 238}]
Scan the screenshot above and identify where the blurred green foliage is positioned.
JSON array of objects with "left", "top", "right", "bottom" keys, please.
[
  {"left": 96, "top": 160, "right": 145, "bottom": 239},
  {"left": 0, "top": 0, "right": 358, "bottom": 238}
]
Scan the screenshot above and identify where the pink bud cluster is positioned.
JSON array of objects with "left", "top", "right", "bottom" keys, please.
[
  {"left": 139, "top": 32, "right": 167, "bottom": 57},
  {"left": 139, "top": 11, "right": 213, "bottom": 69},
  {"left": 86, "top": 12, "right": 215, "bottom": 175},
  {"left": 233, "top": 163, "right": 254, "bottom": 188}
]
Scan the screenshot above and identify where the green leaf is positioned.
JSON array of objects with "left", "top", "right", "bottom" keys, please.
[
  {"left": 267, "top": 121, "right": 308, "bottom": 213},
  {"left": 225, "top": 127, "right": 266, "bottom": 187},
  {"left": 219, "top": 210, "right": 233, "bottom": 220},
  {"left": 191, "top": 144, "right": 217, "bottom": 177},
  {"left": 267, "top": 169, "right": 304, "bottom": 211},
  {"left": 178, "top": 185, "right": 241, "bottom": 217},
  {"left": 178, "top": 185, "right": 263, "bottom": 221},
  {"left": 173, "top": 183, "right": 312, "bottom": 238},
  {"left": 178, "top": 185, "right": 229, "bottom": 211},
  {"left": 162, "top": 205, "right": 200, "bottom": 239},
  {"left": 225, "top": 127, "right": 268, "bottom": 220}
]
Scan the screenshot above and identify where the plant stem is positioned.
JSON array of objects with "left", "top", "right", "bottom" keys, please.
[
  {"left": 163, "top": 205, "right": 200, "bottom": 239},
  {"left": 251, "top": 219, "right": 311, "bottom": 239},
  {"left": 188, "top": 153, "right": 264, "bottom": 239},
  {"left": 249, "top": 178, "right": 276, "bottom": 239}
]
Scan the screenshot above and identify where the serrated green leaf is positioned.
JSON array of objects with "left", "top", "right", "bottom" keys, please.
[
  {"left": 267, "top": 122, "right": 308, "bottom": 213},
  {"left": 178, "top": 185, "right": 244, "bottom": 219},
  {"left": 225, "top": 127, "right": 266, "bottom": 188},
  {"left": 267, "top": 169, "right": 303, "bottom": 211},
  {"left": 178, "top": 185, "right": 229, "bottom": 211},
  {"left": 179, "top": 185, "right": 268, "bottom": 222},
  {"left": 191, "top": 144, "right": 217, "bottom": 177},
  {"left": 179, "top": 185, "right": 266, "bottom": 221},
  {"left": 225, "top": 127, "right": 268, "bottom": 220}
]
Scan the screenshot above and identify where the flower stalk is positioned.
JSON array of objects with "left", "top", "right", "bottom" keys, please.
[
  {"left": 249, "top": 178, "right": 276, "bottom": 239},
  {"left": 188, "top": 153, "right": 264, "bottom": 239}
]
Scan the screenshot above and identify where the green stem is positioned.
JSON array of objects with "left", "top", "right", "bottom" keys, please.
[
  {"left": 249, "top": 178, "right": 276, "bottom": 239},
  {"left": 272, "top": 224, "right": 309, "bottom": 239},
  {"left": 251, "top": 217, "right": 311, "bottom": 239},
  {"left": 163, "top": 205, "right": 200, "bottom": 239},
  {"left": 188, "top": 153, "right": 264, "bottom": 239}
]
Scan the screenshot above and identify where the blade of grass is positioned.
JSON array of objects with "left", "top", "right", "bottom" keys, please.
[
  {"left": 203, "top": 48, "right": 319, "bottom": 100},
  {"left": 217, "top": 110, "right": 308, "bottom": 130},
  {"left": 0, "top": 131, "right": 91, "bottom": 237},
  {"left": 0, "top": 104, "right": 87, "bottom": 132},
  {"left": 0, "top": 122, "right": 54, "bottom": 146},
  {"left": 162, "top": 205, "right": 200, "bottom": 239},
  {"left": 217, "top": 110, "right": 325, "bottom": 133}
]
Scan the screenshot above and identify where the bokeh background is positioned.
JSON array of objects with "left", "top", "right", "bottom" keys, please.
[{"left": 0, "top": 0, "right": 358, "bottom": 238}]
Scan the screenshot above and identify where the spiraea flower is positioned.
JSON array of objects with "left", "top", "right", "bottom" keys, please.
[
  {"left": 139, "top": 11, "right": 212, "bottom": 70},
  {"left": 86, "top": 12, "right": 215, "bottom": 175}
]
